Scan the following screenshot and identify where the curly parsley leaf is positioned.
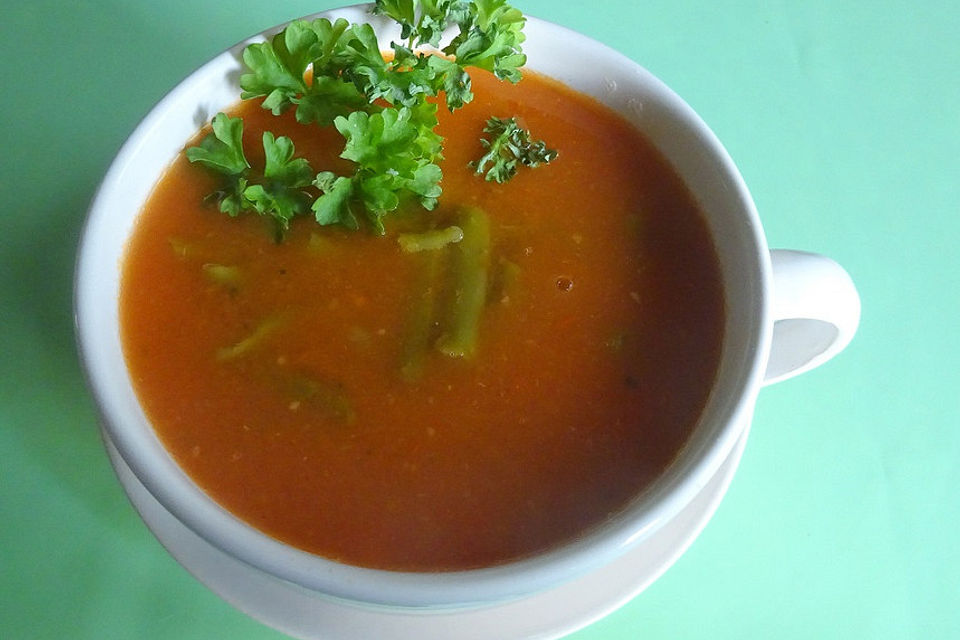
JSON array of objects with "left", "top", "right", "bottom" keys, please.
[
  {"left": 331, "top": 107, "right": 443, "bottom": 233},
  {"left": 185, "top": 113, "right": 251, "bottom": 216},
  {"left": 240, "top": 19, "right": 367, "bottom": 126},
  {"left": 373, "top": 0, "right": 471, "bottom": 48},
  {"left": 186, "top": 114, "right": 319, "bottom": 236},
  {"left": 312, "top": 171, "right": 358, "bottom": 229},
  {"left": 243, "top": 132, "right": 316, "bottom": 234},
  {"left": 444, "top": 0, "right": 526, "bottom": 83},
  {"left": 372, "top": 0, "right": 418, "bottom": 40},
  {"left": 341, "top": 30, "right": 429, "bottom": 108},
  {"left": 185, "top": 112, "right": 250, "bottom": 175},
  {"left": 191, "top": 2, "right": 551, "bottom": 237},
  {"left": 471, "top": 116, "right": 557, "bottom": 183},
  {"left": 426, "top": 53, "right": 473, "bottom": 109},
  {"left": 338, "top": 108, "right": 418, "bottom": 173},
  {"left": 203, "top": 178, "right": 249, "bottom": 217},
  {"left": 245, "top": 2, "right": 524, "bottom": 117}
]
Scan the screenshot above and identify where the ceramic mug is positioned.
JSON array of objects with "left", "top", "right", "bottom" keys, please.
[{"left": 75, "top": 2, "right": 860, "bottom": 616}]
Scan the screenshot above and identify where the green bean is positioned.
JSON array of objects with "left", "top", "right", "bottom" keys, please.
[
  {"left": 216, "top": 314, "right": 285, "bottom": 361},
  {"left": 308, "top": 232, "right": 336, "bottom": 256},
  {"left": 348, "top": 325, "right": 372, "bottom": 349},
  {"left": 489, "top": 256, "right": 521, "bottom": 305},
  {"left": 397, "top": 225, "right": 464, "bottom": 253},
  {"left": 604, "top": 331, "right": 627, "bottom": 352},
  {"left": 169, "top": 237, "right": 201, "bottom": 260},
  {"left": 201, "top": 263, "right": 243, "bottom": 288},
  {"left": 435, "top": 207, "right": 490, "bottom": 359},
  {"left": 399, "top": 250, "right": 443, "bottom": 381},
  {"left": 282, "top": 373, "right": 355, "bottom": 424}
]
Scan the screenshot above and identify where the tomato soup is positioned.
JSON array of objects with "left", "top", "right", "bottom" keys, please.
[{"left": 120, "top": 69, "right": 724, "bottom": 571}]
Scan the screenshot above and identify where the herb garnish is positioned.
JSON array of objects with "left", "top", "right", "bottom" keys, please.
[
  {"left": 470, "top": 116, "right": 558, "bottom": 183},
  {"left": 187, "top": 0, "right": 554, "bottom": 236},
  {"left": 185, "top": 113, "right": 316, "bottom": 239}
]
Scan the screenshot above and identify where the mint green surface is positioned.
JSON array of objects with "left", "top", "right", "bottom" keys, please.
[{"left": 2, "top": 1, "right": 957, "bottom": 638}]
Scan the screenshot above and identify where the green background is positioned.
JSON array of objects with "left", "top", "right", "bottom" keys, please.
[{"left": 2, "top": 0, "right": 957, "bottom": 637}]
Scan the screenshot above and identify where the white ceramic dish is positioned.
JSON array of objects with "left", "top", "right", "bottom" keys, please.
[
  {"left": 75, "top": 0, "right": 860, "bottom": 625},
  {"left": 105, "top": 421, "right": 749, "bottom": 639}
]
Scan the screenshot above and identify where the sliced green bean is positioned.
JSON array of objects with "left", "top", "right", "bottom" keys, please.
[
  {"left": 216, "top": 314, "right": 285, "bottom": 361},
  {"left": 400, "top": 250, "right": 443, "bottom": 381},
  {"left": 488, "top": 256, "right": 521, "bottom": 305},
  {"left": 397, "top": 225, "right": 464, "bottom": 253},
  {"left": 348, "top": 325, "right": 372, "bottom": 349},
  {"left": 201, "top": 263, "right": 243, "bottom": 289},
  {"left": 169, "top": 237, "right": 202, "bottom": 260},
  {"left": 604, "top": 331, "right": 627, "bottom": 352},
  {"left": 435, "top": 207, "right": 490, "bottom": 359},
  {"left": 282, "top": 373, "right": 355, "bottom": 424},
  {"left": 308, "top": 232, "right": 336, "bottom": 256}
]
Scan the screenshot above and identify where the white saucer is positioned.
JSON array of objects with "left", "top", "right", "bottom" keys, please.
[{"left": 105, "top": 420, "right": 748, "bottom": 640}]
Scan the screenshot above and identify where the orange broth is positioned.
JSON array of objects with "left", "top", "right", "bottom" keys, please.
[{"left": 120, "top": 69, "right": 724, "bottom": 571}]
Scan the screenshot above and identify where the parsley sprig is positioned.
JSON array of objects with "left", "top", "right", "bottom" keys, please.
[
  {"left": 187, "top": 1, "right": 553, "bottom": 236},
  {"left": 318, "top": 106, "right": 444, "bottom": 232},
  {"left": 186, "top": 113, "right": 316, "bottom": 238},
  {"left": 471, "top": 116, "right": 558, "bottom": 183}
]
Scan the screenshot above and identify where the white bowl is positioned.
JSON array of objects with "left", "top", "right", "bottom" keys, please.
[{"left": 75, "top": 2, "right": 858, "bottom": 613}]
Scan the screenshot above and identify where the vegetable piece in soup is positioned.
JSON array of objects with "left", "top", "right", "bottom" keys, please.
[{"left": 120, "top": 68, "right": 724, "bottom": 571}]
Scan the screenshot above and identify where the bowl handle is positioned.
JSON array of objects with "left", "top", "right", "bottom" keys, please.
[{"left": 762, "top": 249, "right": 861, "bottom": 385}]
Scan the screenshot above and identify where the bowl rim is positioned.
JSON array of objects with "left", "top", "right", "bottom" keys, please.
[{"left": 74, "top": 3, "right": 771, "bottom": 608}]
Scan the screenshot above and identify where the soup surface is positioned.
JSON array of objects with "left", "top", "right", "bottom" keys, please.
[{"left": 121, "top": 68, "right": 724, "bottom": 571}]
